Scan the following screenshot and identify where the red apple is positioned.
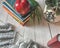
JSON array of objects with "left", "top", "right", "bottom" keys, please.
[
  {"left": 14, "top": 0, "right": 30, "bottom": 16},
  {"left": 15, "top": 0, "right": 23, "bottom": 12}
]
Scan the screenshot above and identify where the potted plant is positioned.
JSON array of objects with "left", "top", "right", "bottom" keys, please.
[{"left": 44, "top": 0, "right": 60, "bottom": 23}]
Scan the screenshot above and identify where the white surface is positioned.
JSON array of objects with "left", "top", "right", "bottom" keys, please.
[
  {"left": 0, "top": 0, "right": 60, "bottom": 48},
  {"left": 58, "top": 35, "right": 60, "bottom": 42}
]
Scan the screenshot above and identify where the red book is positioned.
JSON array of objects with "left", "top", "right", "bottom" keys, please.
[{"left": 47, "top": 34, "right": 60, "bottom": 48}]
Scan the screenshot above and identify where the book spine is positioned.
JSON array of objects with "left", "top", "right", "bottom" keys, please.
[
  {"left": 2, "top": 2, "right": 24, "bottom": 21},
  {"left": 4, "top": 1, "right": 30, "bottom": 21},
  {"left": 3, "top": 6, "right": 30, "bottom": 25},
  {"left": 3, "top": 6, "right": 24, "bottom": 25}
]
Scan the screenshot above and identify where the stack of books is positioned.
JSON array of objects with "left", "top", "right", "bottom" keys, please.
[
  {"left": 47, "top": 34, "right": 60, "bottom": 48},
  {"left": 2, "top": 0, "right": 35, "bottom": 26}
]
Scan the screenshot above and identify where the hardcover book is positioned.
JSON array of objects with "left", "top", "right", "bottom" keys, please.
[
  {"left": 3, "top": 2, "right": 30, "bottom": 22},
  {"left": 3, "top": 6, "right": 30, "bottom": 25},
  {"left": 4, "top": 0, "right": 36, "bottom": 21},
  {"left": 2, "top": 0, "right": 37, "bottom": 25}
]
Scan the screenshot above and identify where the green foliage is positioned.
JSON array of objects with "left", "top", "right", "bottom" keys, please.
[
  {"left": 45, "top": 0, "right": 57, "bottom": 7},
  {"left": 28, "top": 0, "right": 43, "bottom": 23},
  {"left": 45, "top": 0, "right": 60, "bottom": 7},
  {"left": 30, "top": 4, "right": 43, "bottom": 23}
]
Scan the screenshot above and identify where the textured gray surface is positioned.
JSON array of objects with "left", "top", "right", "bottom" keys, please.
[{"left": 0, "top": 0, "right": 60, "bottom": 48}]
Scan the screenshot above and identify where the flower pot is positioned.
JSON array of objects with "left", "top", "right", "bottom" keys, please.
[{"left": 44, "top": 5, "right": 60, "bottom": 23}]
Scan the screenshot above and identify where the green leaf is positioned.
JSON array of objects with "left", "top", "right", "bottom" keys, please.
[
  {"left": 29, "top": 1, "right": 43, "bottom": 23},
  {"left": 45, "top": 0, "right": 57, "bottom": 7},
  {"left": 28, "top": 0, "right": 39, "bottom": 7}
]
